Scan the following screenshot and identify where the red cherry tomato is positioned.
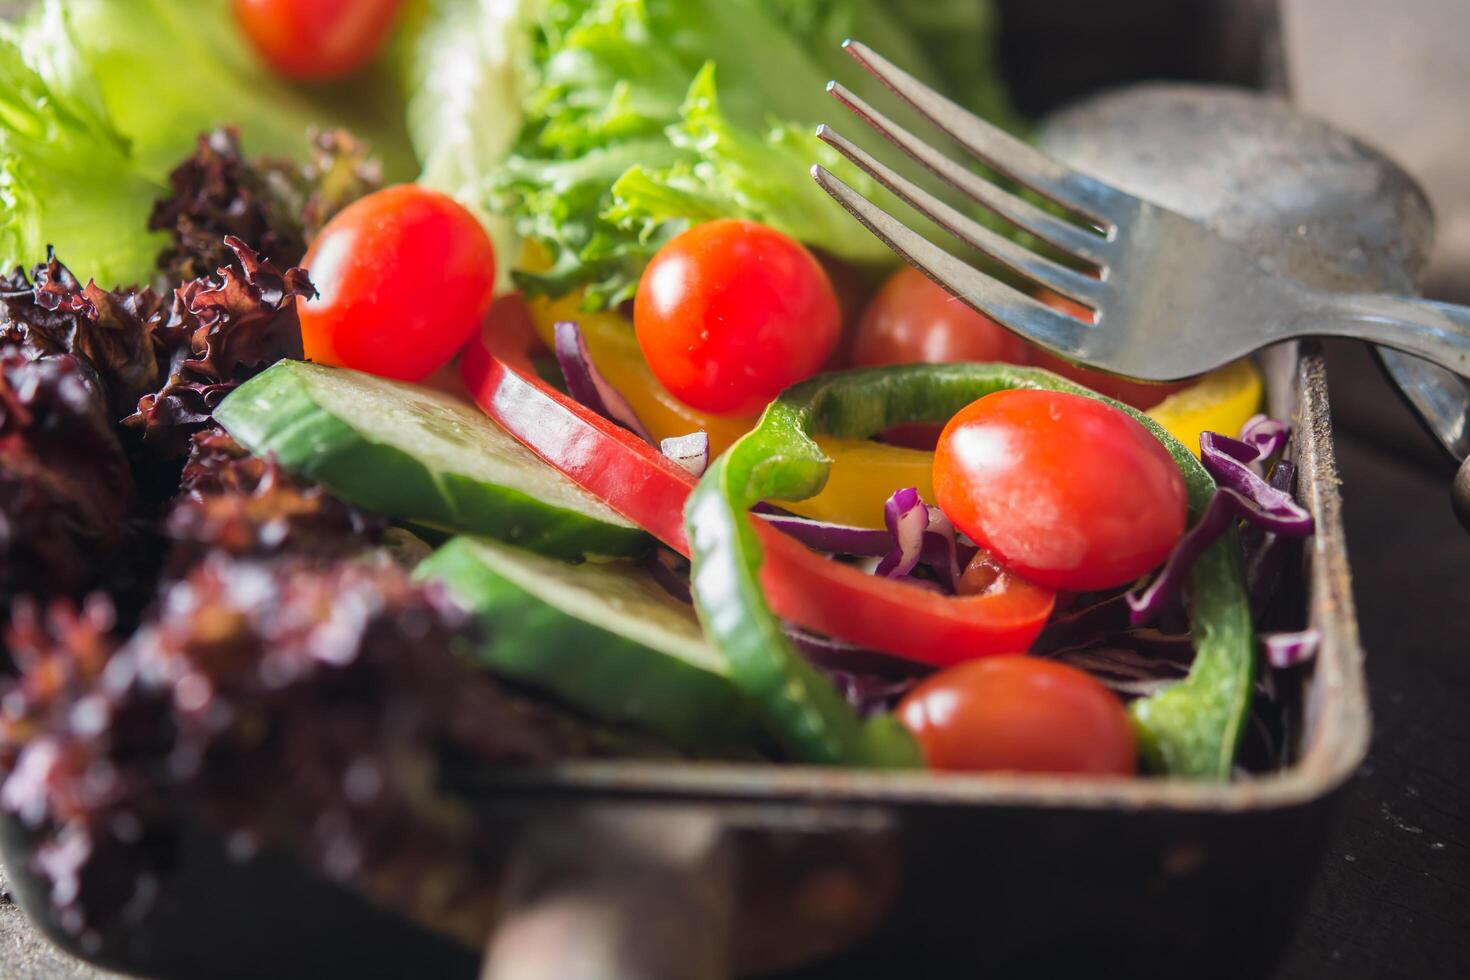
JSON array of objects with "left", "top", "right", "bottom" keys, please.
[
  {"left": 298, "top": 185, "right": 496, "bottom": 382},
  {"left": 1028, "top": 290, "right": 1191, "bottom": 409},
  {"left": 848, "top": 267, "right": 1031, "bottom": 450},
  {"left": 852, "top": 266, "right": 1029, "bottom": 368},
  {"left": 634, "top": 219, "right": 840, "bottom": 416},
  {"left": 898, "top": 655, "right": 1136, "bottom": 775},
  {"left": 233, "top": 0, "right": 402, "bottom": 82},
  {"left": 933, "top": 389, "right": 1186, "bottom": 592}
]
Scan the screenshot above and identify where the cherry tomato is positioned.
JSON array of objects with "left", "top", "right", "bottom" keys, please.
[
  {"left": 298, "top": 185, "right": 496, "bottom": 382},
  {"left": 933, "top": 389, "right": 1186, "bottom": 591},
  {"left": 852, "top": 266, "right": 1029, "bottom": 368},
  {"left": 1028, "top": 290, "right": 1191, "bottom": 409},
  {"left": 234, "top": 0, "right": 402, "bottom": 82},
  {"left": 898, "top": 655, "right": 1136, "bottom": 775},
  {"left": 634, "top": 219, "right": 840, "bottom": 416}
]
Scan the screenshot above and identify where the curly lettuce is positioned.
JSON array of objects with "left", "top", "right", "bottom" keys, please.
[
  {"left": 607, "top": 65, "right": 889, "bottom": 271},
  {"left": 474, "top": 0, "right": 1015, "bottom": 309},
  {"left": 397, "top": 0, "right": 542, "bottom": 289}
]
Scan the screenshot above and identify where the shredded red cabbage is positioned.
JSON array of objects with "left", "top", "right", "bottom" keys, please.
[
  {"left": 1238, "top": 414, "right": 1290, "bottom": 464},
  {"left": 1045, "top": 646, "right": 1191, "bottom": 699},
  {"left": 916, "top": 504, "right": 968, "bottom": 591},
  {"left": 873, "top": 488, "right": 968, "bottom": 589},
  {"left": 825, "top": 671, "right": 921, "bottom": 717},
  {"left": 1243, "top": 460, "right": 1298, "bottom": 617},
  {"left": 1127, "top": 486, "right": 1309, "bottom": 624},
  {"left": 1263, "top": 627, "right": 1321, "bottom": 668},
  {"left": 553, "top": 321, "right": 654, "bottom": 443},
  {"left": 875, "top": 487, "right": 927, "bottom": 578},
  {"left": 1199, "top": 431, "right": 1313, "bottom": 530},
  {"left": 659, "top": 431, "right": 709, "bottom": 477},
  {"left": 758, "top": 513, "right": 891, "bottom": 556},
  {"left": 759, "top": 488, "right": 970, "bottom": 591},
  {"left": 1034, "top": 592, "right": 1131, "bottom": 652},
  {"left": 1128, "top": 422, "right": 1313, "bottom": 625},
  {"left": 784, "top": 626, "right": 930, "bottom": 677},
  {"left": 783, "top": 626, "right": 929, "bottom": 716}
]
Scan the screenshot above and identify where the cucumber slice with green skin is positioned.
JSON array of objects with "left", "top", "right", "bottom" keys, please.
[
  {"left": 215, "top": 361, "right": 647, "bottom": 560},
  {"left": 418, "top": 536, "right": 766, "bottom": 754}
]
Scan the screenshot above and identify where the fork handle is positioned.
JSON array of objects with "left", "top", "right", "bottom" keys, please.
[{"left": 1307, "top": 291, "right": 1470, "bottom": 377}]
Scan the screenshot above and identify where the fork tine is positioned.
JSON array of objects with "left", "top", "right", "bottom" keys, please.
[
  {"left": 843, "top": 40, "right": 1130, "bottom": 227},
  {"left": 826, "top": 82, "right": 1110, "bottom": 266},
  {"left": 816, "top": 124, "right": 1104, "bottom": 307},
  {"left": 812, "top": 165, "right": 1091, "bottom": 357}
]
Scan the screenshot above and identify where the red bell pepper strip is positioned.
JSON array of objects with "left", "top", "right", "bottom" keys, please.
[
  {"left": 459, "top": 297, "right": 1055, "bottom": 668},
  {"left": 461, "top": 297, "right": 697, "bottom": 551}
]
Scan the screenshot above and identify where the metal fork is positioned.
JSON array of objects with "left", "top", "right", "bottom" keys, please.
[{"left": 813, "top": 41, "right": 1470, "bottom": 383}]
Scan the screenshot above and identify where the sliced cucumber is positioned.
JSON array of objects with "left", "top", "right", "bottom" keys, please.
[
  {"left": 215, "top": 361, "right": 646, "bottom": 559},
  {"left": 418, "top": 536, "right": 765, "bottom": 753}
]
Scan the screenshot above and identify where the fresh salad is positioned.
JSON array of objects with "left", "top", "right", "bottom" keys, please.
[{"left": 0, "top": 0, "right": 1317, "bottom": 948}]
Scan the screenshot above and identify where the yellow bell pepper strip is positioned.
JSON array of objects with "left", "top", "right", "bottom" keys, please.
[
  {"left": 783, "top": 438, "right": 934, "bottom": 527},
  {"left": 686, "top": 362, "right": 1254, "bottom": 776},
  {"left": 1146, "top": 359, "right": 1264, "bottom": 458}
]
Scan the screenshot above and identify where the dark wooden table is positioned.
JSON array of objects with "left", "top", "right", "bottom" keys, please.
[{"left": 1271, "top": 342, "right": 1470, "bottom": 980}]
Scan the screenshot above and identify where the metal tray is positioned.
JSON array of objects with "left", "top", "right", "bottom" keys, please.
[
  {"left": 0, "top": 3, "right": 1369, "bottom": 978},
  {"left": 468, "top": 340, "right": 1367, "bottom": 980},
  {"left": 1, "top": 343, "right": 1363, "bottom": 980}
]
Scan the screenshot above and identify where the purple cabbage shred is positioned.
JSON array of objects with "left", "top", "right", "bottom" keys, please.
[
  {"left": 1238, "top": 414, "right": 1291, "bottom": 465},
  {"left": 553, "top": 321, "right": 654, "bottom": 443},
  {"left": 875, "top": 488, "right": 927, "bottom": 578},
  {"left": 1199, "top": 431, "right": 1313, "bottom": 530},
  {"left": 759, "top": 488, "right": 971, "bottom": 592},
  {"left": 1263, "top": 628, "right": 1321, "bottom": 669},
  {"left": 1127, "top": 421, "right": 1313, "bottom": 625},
  {"left": 757, "top": 514, "right": 890, "bottom": 556},
  {"left": 1044, "top": 646, "right": 1191, "bottom": 699},
  {"left": 783, "top": 626, "right": 929, "bottom": 716}
]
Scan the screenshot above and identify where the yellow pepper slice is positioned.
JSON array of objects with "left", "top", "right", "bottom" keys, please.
[
  {"left": 1145, "top": 359, "right": 1264, "bottom": 457},
  {"left": 524, "top": 296, "right": 1262, "bottom": 528},
  {"left": 782, "top": 438, "right": 934, "bottom": 527}
]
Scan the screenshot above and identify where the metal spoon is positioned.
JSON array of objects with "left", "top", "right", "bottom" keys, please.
[{"left": 1032, "top": 84, "right": 1470, "bottom": 518}]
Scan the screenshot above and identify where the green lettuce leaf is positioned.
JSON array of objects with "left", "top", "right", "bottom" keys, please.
[
  {"left": 606, "top": 64, "right": 887, "bottom": 265},
  {"left": 490, "top": 0, "right": 1015, "bottom": 309},
  {"left": 0, "top": 0, "right": 418, "bottom": 290},
  {"left": 58, "top": 0, "right": 417, "bottom": 181},
  {"left": 397, "top": 0, "right": 542, "bottom": 288},
  {"left": 0, "top": 5, "right": 166, "bottom": 288}
]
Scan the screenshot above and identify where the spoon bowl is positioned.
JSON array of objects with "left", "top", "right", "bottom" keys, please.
[{"left": 1035, "top": 83, "right": 1470, "bottom": 472}]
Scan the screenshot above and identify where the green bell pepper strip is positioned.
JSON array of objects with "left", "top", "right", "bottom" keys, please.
[{"left": 685, "top": 363, "right": 1254, "bottom": 777}]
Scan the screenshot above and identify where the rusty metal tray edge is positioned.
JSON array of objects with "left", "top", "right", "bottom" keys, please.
[{"left": 481, "top": 341, "right": 1370, "bottom": 815}]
